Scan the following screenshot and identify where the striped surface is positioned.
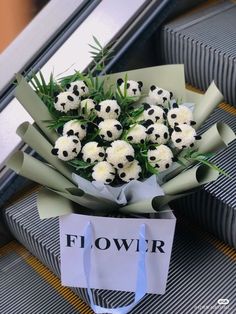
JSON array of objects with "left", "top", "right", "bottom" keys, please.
[
  {"left": 4, "top": 192, "right": 236, "bottom": 313},
  {"left": 0, "top": 241, "right": 93, "bottom": 314},
  {"left": 161, "top": 0, "right": 236, "bottom": 106}
]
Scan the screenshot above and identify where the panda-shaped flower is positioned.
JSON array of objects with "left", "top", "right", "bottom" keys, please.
[
  {"left": 51, "top": 135, "right": 81, "bottom": 161},
  {"left": 171, "top": 124, "right": 201, "bottom": 149},
  {"left": 147, "top": 144, "right": 173, "bottom": 172},
  {"left": 106, "top": 140, "right": 135, "bottom": 169},
  {"left": 146, "top": 124, "right": 169, "bottom": 144},
  {"left": 66, "top": 80, "right": 89, "bottom": 97},
  {"left": 81, "top": 142, "right": 105, "bottom": 163},
  {"left": 126, "top": 124, "right": 146, "bottom": 144},
  {"left": 80, "top": 98, "right": 96, "bottom": 115},
  {"left": 95, "top": 100, "right": 121, "bottom": 120},
  {"left": 92, "top": 161, "right": 116, "bottom": 184},
  {"left": 149, "top": 85, "right": 173, "bottom": 106},
  {"left": 118, "top": 160, "right": 141, "bottom": 182},
  {"left": 63, "top": 119, "right": 87, "bottom": 140},
  {"left": 117, "top": 78, "right": 143, "bottom": 101},
  {"left": 142, "top": 104, "right": 166, "bottom": 125},
  {"left": 98, "top": 119, "right": 123, "bottom": 142},
  {"left": 167, "top": 103, "right": 195, "bottom": 127},
  {"left": 54, "top": 91, "right": 80, "bottom": 112}
]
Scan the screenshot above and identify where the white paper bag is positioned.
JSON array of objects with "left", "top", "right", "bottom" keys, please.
[{"left": 60, "top": 210, "right": 176, "bottom": 296}]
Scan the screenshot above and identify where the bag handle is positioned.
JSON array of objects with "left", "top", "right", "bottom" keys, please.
[{"left": 83, "top": 222, "right": 147, "bottom": 314}]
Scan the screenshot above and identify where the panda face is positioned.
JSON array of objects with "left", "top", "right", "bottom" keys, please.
[
  {"left": 95, "top": 100, "right": 121, "bottom": 119},
  {"left": 51, "top": 135, "right": 81, "bottom": 161},
  {"left": 66, "top": 80, "right": 89, "bottom": 97},
  {"left": 126, "top": 124, "right": 146, "bottom": 144},
  {"left": 62, "top": 119, "right": 87, "bottom": 140},
  {"left": 146, "top": 123, "right": 169, "bottom": 144},
  {"left": 117, "top": 79, "right": 143, "bottom": 101},
  {"left": 167, "top": 103, "right": 195, "bottom": 127},
  {"left": 106, "top": 140, "right": 135, "bottom": 169},
  {"left": 171, "top": 124, "right": 197, "bottom": 149},
  {"left": 92, "top": 161, "right": 116, "bottom": 184},
  {"left": 80, "top": 98, "right": 96, "bottom": 115},
  {"left": 98, "top": 119, "right": 123, "bottom": 141},
  {"left": 142, "top": 104, "right": 166, "bottom": 125},
  {"left": 147, "top": 144, "right": 173, "bottom": 172},
  {"left": 149, "top": 85, "right": 173, "bottom": 106},
  {"left": 54, "top": 92, "right": 80, "bottom": 112},
  {"left": 81, "top": 142, "right": 105, "bottom": 163},
  {"left": 118, "top": 160, "right": 141, "bottom": 182}
]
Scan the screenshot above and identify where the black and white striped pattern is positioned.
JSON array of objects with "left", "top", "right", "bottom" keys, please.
[{"left": 161, "top": 0, "right": 236, "bottom": 106}]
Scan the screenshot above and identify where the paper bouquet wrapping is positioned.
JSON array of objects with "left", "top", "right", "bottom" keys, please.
[{"left": 7, "top": 64, "right": 236, "bottom": 313}]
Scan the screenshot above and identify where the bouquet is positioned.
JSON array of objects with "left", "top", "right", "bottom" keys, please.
[{"left": 6, "top": 39, "right": 236, "bottom": 310}]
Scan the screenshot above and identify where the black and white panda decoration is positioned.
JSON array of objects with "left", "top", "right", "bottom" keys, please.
[
  {"left": 149, "top": 85, "right": 173, "bottom": 106},
  {"left": 148, "top": 144, "right": 173, "bottom": 172},
  {"left": 92, "top": 161, "right": 116, "bottom": 184},
  {"left": 98, "top": 119, "right": 123, "bottom": 141},
  {"left": 117, "top": 78, "right": 143, "bottom": 101},
  {"left": 51, "top": 135, "right": 81, "bottom": 161},
  {"left": 146, "top": 123, "right": 169, "bottom": 144},
  {"left": 81, "top": 142, "right": 105, "bottom": 163},
  {"left": 167, "top": 103, "right": 195, "bottom": 127},
  {"left": 54, "top": 91, "right": 80, "bottom": 112},
  {"left": 118, "top": 160, "right": 141, "bottom": 182},
  {"left": 142, "top": 103, "right": 166, "bottom": 125},
  {"left": 106, "top": 140, "right": 135, "bottom": 169},
  {"left": 95, "top": 100, "right": 121, "bottom": 120},
  {"left": 80, "top": 98, "right": 96, "bottom": 115},
  {"left": 126, "top": 124, "right": 147, "bottom": 144},
  {"left": 63, "top": 119, "right": 87, "bottom": 140},
  {"left": 171, "top": 124, "right": 201, "bottom": 149},
  {"left": 66, "top": 80, "right": 89, "bottom": 97}
]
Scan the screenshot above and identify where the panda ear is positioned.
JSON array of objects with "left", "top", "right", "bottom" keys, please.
[
  {"left": 172, "top": 102, "right": 178, "bottom": 108},
  {"left": 170, "top": 91, "right": 173, "bottom": 98},
  {"left": 54, "top": 91, "right": 59, "bottom": 98},
  {"left": 51, "top": 148, "right": 59, "bottom": 156},
  {"left": 138, "top": 81, "right": 143, "bottom": 89},
  {"left": 95, "top": 104, "right": 101, "bottom": 111},
  {"left": 66, "top": 83, "right": 71, "bottom": 89},
  {"left": 150, "top": 85, "right": 156, "bottom": 91},
  {"left": 143, "top": 103, "right": 151, "bottom": 110},
  {"left": 117, "top": 78, "right": 124, "bottom": 86},
  {"left": 163, "top": 108, "right": 169, "bottom": 114}
]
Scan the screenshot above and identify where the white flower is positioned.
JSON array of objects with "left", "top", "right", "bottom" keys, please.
[
  {"left": 147, "top": 144, "right": 173, "bottom": 172},
  {"left": 81, "top": 142, "right": 105, "bottom": 163},
  {"left": 106, "top": 140, "right": 135, "bottom": 169},
  {"left": 95, "top": 100, "right": 121, "bottom": 119},
  {"left": 142, "top": 104, "right": 166, "bottom": 124},
  {"left": 117, "top": 79, "right": 143, "bottom": 101},
  {"left": 63, "top": 119, "right": 86, "bottom": 140},
  {"left": 54, "top": 92, "right": 80, "bottom": 112},
  {"left": 66, "top": 80, "right": 89, "bottom": 97},
  {"left": 98, "top": 119, "right": 123, "bottom": 141},
  {"left": 51, "top": 135, "right": 81, "bottom": 161},
  {"left": 148, "top": 85, "right": 173, "bottom": 106},
  {"left": 118, "top": 160, "right": 141, "bottom": 182},
  {"left": 92, "top": 161, "right": 115, "bottom": 184},
  {"left": 146, "top": 123, "right": 169, "bottom": 144},
  {"left": 171, "top": 124, "right": 197, "bottom": 149},
  {"left": 80, "top": 98, "right": 96, "bottom": 115},
  {"left": 126, "top": 124, "right": 146, "bottom": 144},
  {"left": 167, "top": 104, "right": 195, "bottom": 127}
]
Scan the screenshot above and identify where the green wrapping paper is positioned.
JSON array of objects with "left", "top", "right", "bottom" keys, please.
[
  {"left": 16, "top": 122, "right": 73, "bottom": 182},
  {"left": 15, "top": 74, "right": 58, "bottom": 143},
  {"left": 7, "top": 151, "right": 75, "bottom": 192}
]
